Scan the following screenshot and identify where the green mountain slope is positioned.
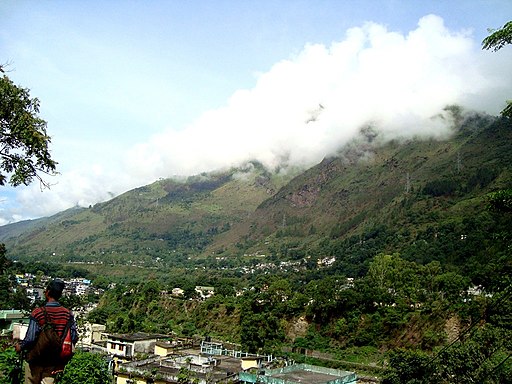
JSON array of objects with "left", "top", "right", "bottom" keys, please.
[
  {"left": 1, "top": 163, "right": 295, "bottom": 263},
  {"left": 1, "top": 112, "right": 511, "bottom": 273},
  {"left": 211, "top": 113, "right": 511, "bottom": 275}
]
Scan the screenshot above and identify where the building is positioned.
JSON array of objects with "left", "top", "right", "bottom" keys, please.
[
  {"left": 241, "top": 356, "right": 265, "bottom": 371},
  {"left": 0, "top": 310, "right": 29, "bottom": 337},
  {"left": 200, "top": 340, "right": 272, "bottom": 362},
  {"left": 80, "top": 323, "right": 107, "bottom": 348},
  {"left": 116, "top": 352, "right": 241, "bottom": 384},
  {"left": 239, "top": 364, "right": 357, "bottom": 384},
  {"left": 195, "top": 286, "right": 215, "bottom": 300},
  {"left": 105, "top": 332, "right": 169, "bottom": 360},
  {"left": 154, "top": 341, "right": 177, "bottom": 357}
]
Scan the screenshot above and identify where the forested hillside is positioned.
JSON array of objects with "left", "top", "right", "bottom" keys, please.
[
  {"left": 2, "top": 108, "right": 510, "bottom": 273},
  {"left": 2, "top": 111, "right": 512, "bottom": 382},
  {"left": 0, "top": 163, "right": 296, "bottom": 264}
]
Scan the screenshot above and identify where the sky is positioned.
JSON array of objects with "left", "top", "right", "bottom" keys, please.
[{"left": 1, "top": 1, "right": 511, "bottom": 225}]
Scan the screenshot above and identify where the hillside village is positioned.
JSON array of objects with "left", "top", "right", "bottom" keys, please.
[{"left": 1, "top": 274, "right": 363, "bottom": 384}]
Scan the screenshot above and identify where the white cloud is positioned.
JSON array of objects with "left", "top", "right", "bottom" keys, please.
[
  {"left": 125, "top": 15, "right": 509, "bottom": 177},
  {"left": 2, "top": 14, "right": 512, "bottom": 223}
]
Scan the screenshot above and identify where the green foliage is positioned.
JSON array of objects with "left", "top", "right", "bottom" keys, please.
[
  {"left": 501, "top": 101, "right": 512, "bottom": 119},
  {"left": 384, "top": 326, "right": 512, "bottom": 384},
  {"left": 482, "top": 21, "right": 512, "bottom": 52},
  {"left": 436, "top": 327, "right": 512, "bottom": 383},
  {"left": 0, "top": 346, "right": 23, "bottom": 384},
  {"left": 59, "top": 351, "right": 111, "bottom": 384},
  {"left": 0, "top": 244, "right": 30, "bottom": 310},
  {"left": 422, "top": 178, "right": 458, "bottom": 197},
  {"left": 0, "top": 74, "right": 57, "bottom": 186},
  {"left": 483, "top": 21, "right": 512, "bottom": 118},
  {"left": 239, "top": 291, "right": 285, "bottom": 353},
  {"left": 383, "top": 349, "right": 434, "bottom": 384},
  {"left": 488, "top": 189, "right": 512, "bottom": 212},
  {"left": 177, "top": 366, "right": 198, "bottom": 384}
]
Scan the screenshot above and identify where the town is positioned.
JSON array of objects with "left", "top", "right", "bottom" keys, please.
[{"left": 1, "top": 273, "right": 362, "bottom": 384}]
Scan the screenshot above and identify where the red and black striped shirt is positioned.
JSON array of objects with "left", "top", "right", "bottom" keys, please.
[{"left": 31, "top": 304, "right": 71, "bottom": 337}]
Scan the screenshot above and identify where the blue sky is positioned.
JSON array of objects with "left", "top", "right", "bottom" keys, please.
[{"left": 1, "top": 1, "right": 511, "bottom": 224}]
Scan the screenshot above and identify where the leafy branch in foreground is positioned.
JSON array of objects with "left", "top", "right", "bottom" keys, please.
[
  {"left": 482, "top": 21, "right": 512, "bottom": 119},
  {"left": 482, "top": 21, "right": 512, "bottom": 52},
  {"left": 0, "top": 72, "right": 57, "bottom": 187}
]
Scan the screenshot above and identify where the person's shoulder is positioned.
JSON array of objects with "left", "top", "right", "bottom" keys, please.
[
  {"left": 49, "top": 303, "right": 72, "bottom": 316},
  {"left": 31, "top": 306, "right": 44, "bottom": 317},
  {"left": 30, "top": 306, "right": 46, "bottom": 323}
]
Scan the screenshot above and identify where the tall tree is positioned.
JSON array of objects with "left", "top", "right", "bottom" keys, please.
[{"left": 0, "top": 70, "right": 57, "bottom": 186}]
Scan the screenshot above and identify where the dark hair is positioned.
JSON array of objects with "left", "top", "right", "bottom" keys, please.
[{"left": 46, "top": 279, "right": 65, "bottom": 300}]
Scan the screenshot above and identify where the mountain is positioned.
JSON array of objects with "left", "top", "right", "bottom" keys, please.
[
  {"left": 0, "top": 162, "right": 296, "bottom": 264},
  {"left": 1, "top": 111, "right": 511, "bottom": 273}
]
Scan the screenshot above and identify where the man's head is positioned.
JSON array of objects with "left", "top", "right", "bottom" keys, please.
[{"left": 46, "top": 279, "right": 65, "bottom": 300}]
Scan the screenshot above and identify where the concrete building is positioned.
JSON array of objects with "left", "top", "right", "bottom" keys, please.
[
  {"left": 80, "top": 323, "right": 107, "bottom": 348},
  {"left": 241, "top": 356, "right": 265, "bottom": 371},
  {"left": 154, "top": 341, "right": 177, "bottom": 357},
  {"left": 106, "top": 332, "right": 169, "bottom": 360},
  {"left": 117, "top": 353, "right": 241, "bottom": 384},
  {"left": 0, "top": 310, "right": 29, "bottom": 337},
  {"left": 195, "top": 286, "right": 215, "bottom": 300}
]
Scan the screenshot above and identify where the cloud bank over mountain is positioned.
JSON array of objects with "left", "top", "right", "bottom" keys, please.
[
  {"left": 125, "top": 15, "right": 510, "bottom": 176},
  {"left": 5, "top": 15, "right": 512, "bottom": 224}
]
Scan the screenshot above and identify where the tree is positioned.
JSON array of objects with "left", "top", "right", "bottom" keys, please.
[
  {"left": 0, "top": 71, "right": 57, "bottom": 187},
  {"left": 482, "top": 21, "right": 512, "bottom": 118},
  {"left": 383, "top": 348, "right": 435, "bottom": 384},
  {"left": 0, "top": 243, "right": 30, "bottom": 310},
  {"left": 488, "top": 189, "right": 512, "bottom": 213}
]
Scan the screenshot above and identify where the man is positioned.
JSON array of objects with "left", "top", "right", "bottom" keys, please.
[{"left": 15, "top": 279, "right": 79, "bottom": 384}]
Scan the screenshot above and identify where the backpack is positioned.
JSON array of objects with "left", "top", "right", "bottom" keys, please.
[
  {"left": 25, "top": 307, "right": 73, "bottom": 365},
  {"left": 60, "top": 319, "right": 74, "bottom": 362}
]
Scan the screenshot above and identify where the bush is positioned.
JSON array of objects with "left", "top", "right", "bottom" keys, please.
[
  {"left": 0, "top": 347, "right": 23, "bottom": 384},
  {"left": 60, "top": 351, "right": 111, "bottom": 384}
]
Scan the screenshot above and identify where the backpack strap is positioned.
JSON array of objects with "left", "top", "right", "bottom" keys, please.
[
  {"left": 60, "top": 313, "right": 73, "bottom": 343},
  {"left": 42, "top": 306, "right": 53, "bottom": 328}
]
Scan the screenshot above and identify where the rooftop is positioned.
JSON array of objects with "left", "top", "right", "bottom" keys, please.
[
  {"left": 239, "top": 364, "right": 357, "bottom": 384},
  {"left": 107, "top": 332, "right": 169, "bottom": 341}
]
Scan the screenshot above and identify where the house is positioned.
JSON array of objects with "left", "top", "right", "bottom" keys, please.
[
  {"left": 81, "top": 323, "right": 107, "bottom": 348},
  {"left": 241, "top": 356, "right": 265, "bottom": 371},
  {"left": 116, "top": 353, "right": 241, "bottom": 384},
  {"left": 105, "top": 332, "right": 169, "bottom": 360},
  {"left": 239, "top": 364, "right": 357, "bottom": 384},
  {"left": 154, "top": 341, "right": 176, "bottom": 357},
  {"left": 116, "top": 371, "right": 171, "bottom": 384},
  {"left": 195, "top": 286, "right": 215, "bottom": 300}
]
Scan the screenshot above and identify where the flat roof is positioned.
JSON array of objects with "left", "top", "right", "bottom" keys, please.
[
  {"left": 0, "top": 310, "right": 27, "bottom": 320},
  {"left": 107, "top": 332, "right": 169, "bottom": 341},
  {"left": 240, "top": 364, "right": 357, "bottom": 384},
  {"left": 272, "top": 369, "right": 339, "bottom": 384}
]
